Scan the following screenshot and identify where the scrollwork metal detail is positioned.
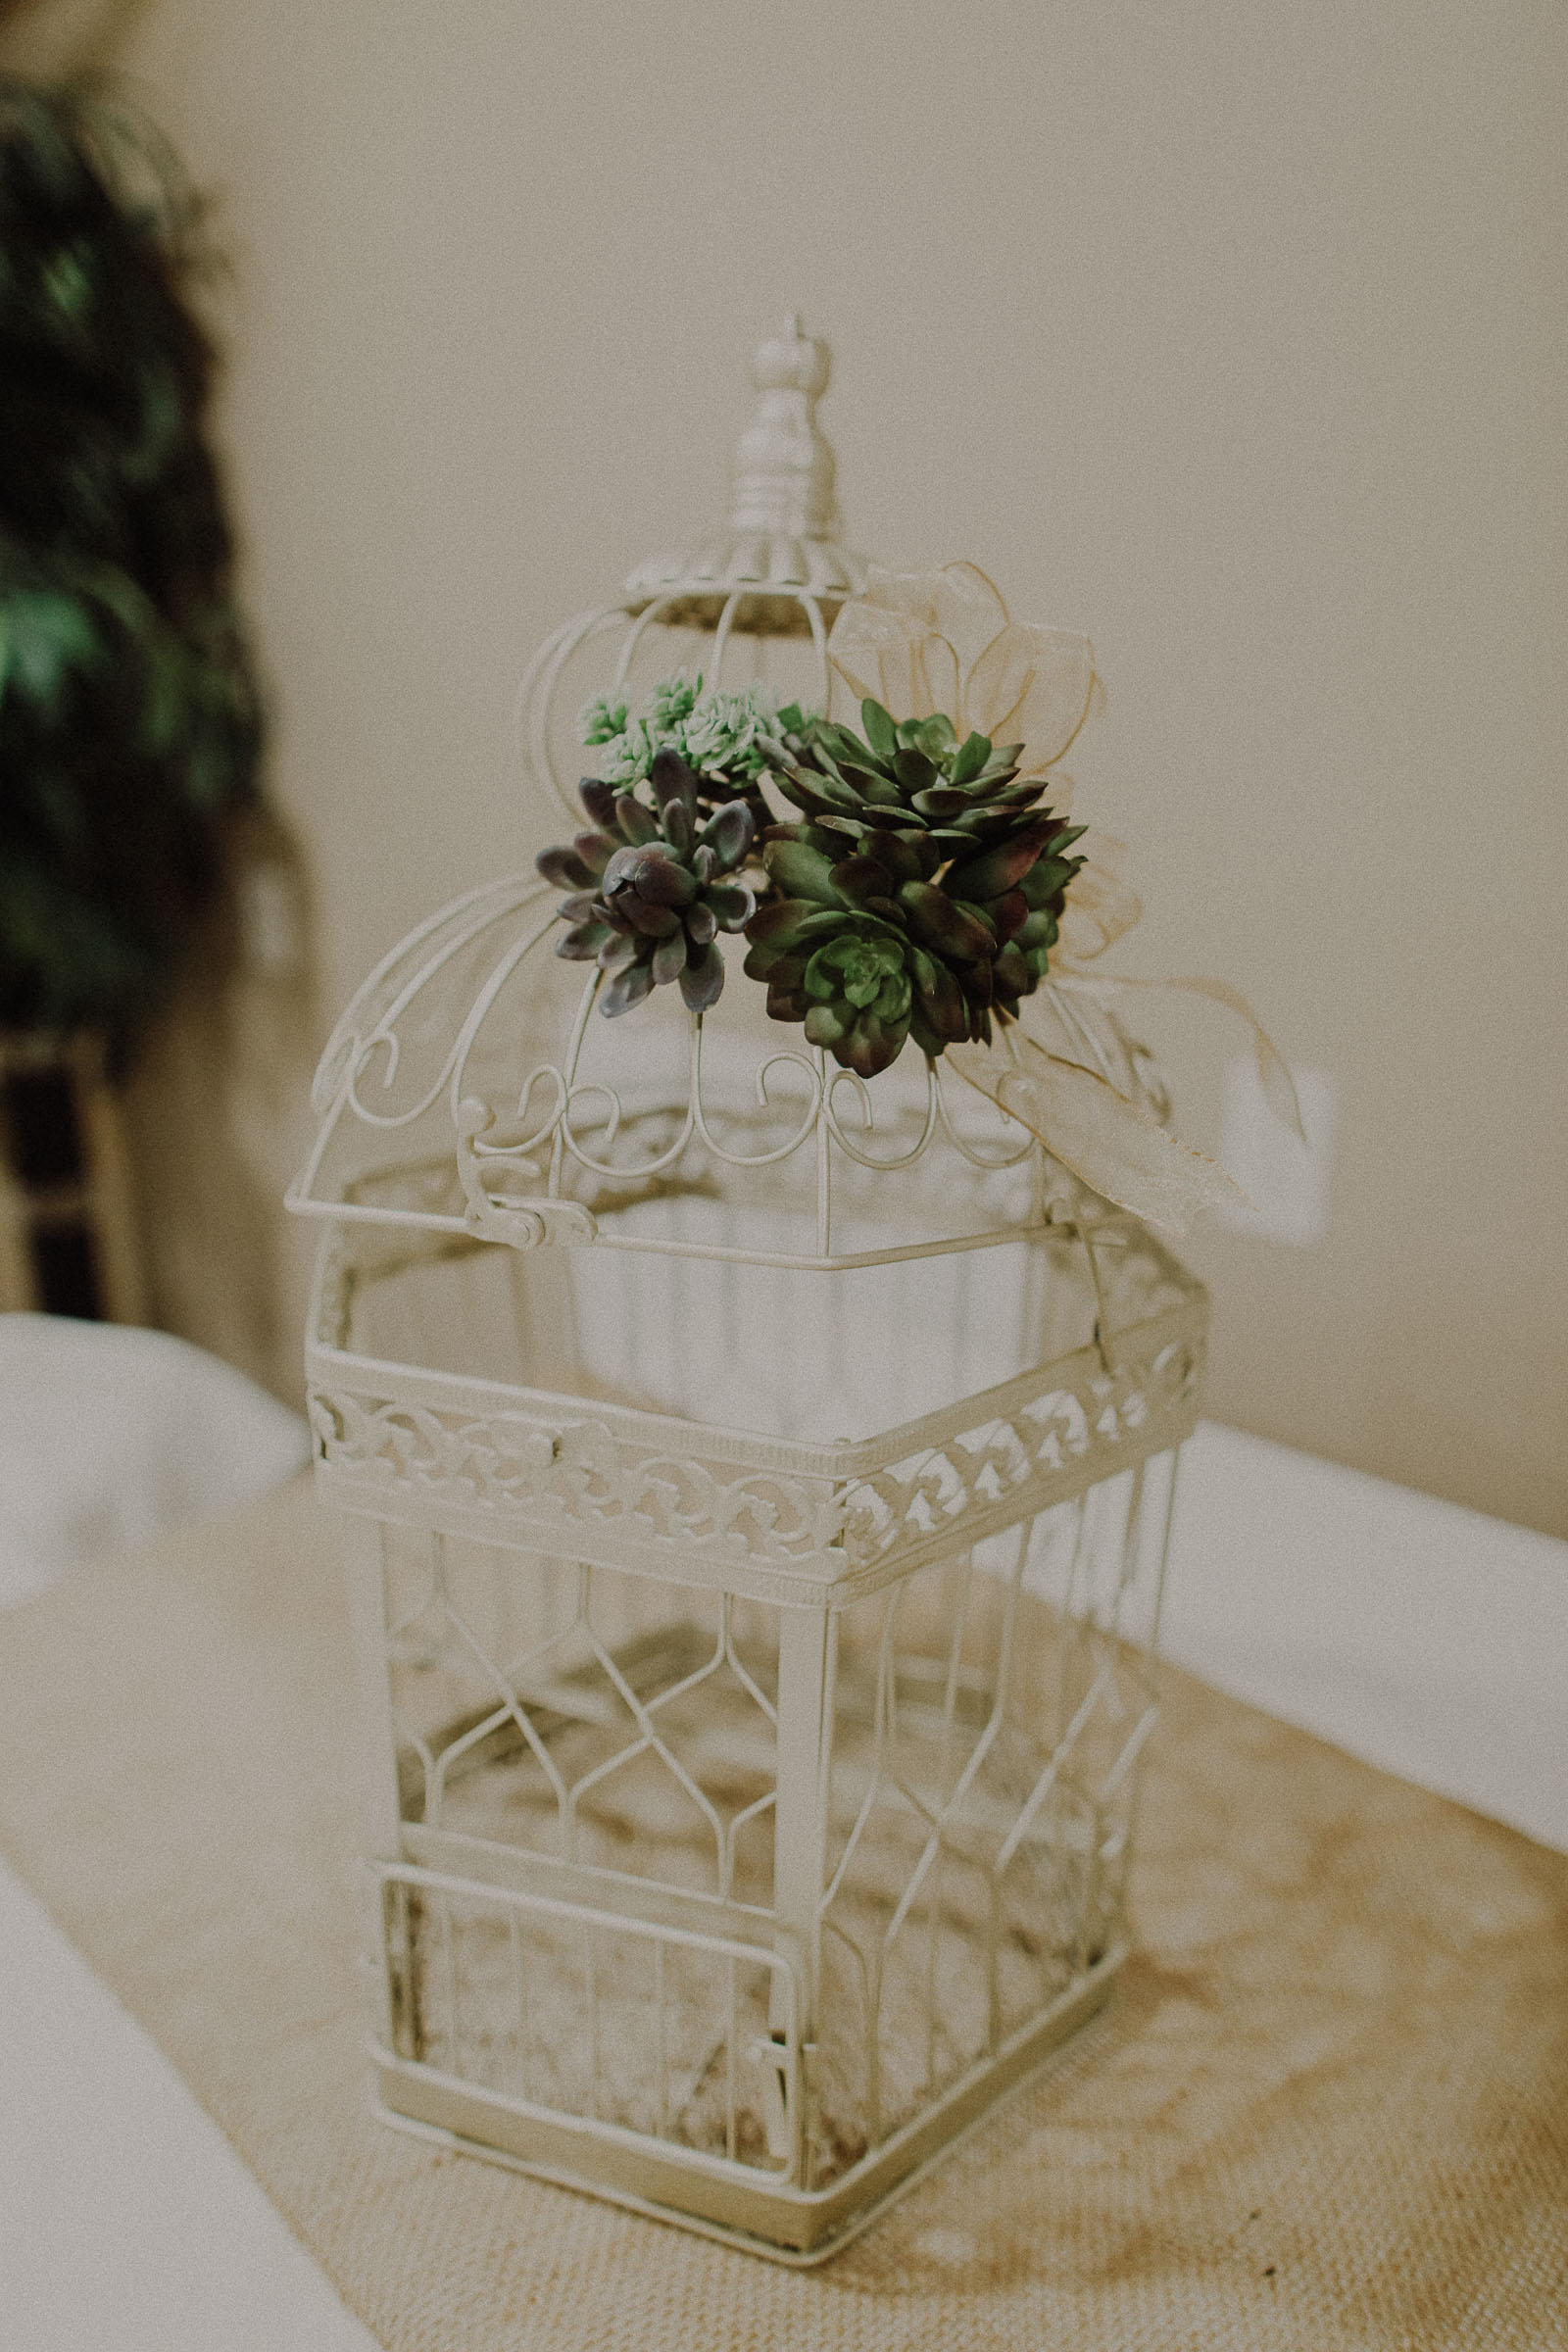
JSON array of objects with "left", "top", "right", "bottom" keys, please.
[
  {"left": 311, "top": 1386, "right": 844, "bottom": 1568},
  {"left": 838, "top": 1322, "right": 1204, "bottom": 1571},
  {"left": 309, "top": 1303, "right": 1202, "bottom": 1590}
]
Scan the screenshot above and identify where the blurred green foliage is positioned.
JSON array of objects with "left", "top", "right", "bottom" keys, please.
[{"left": 0, "top": 77, "right": 263, "bottom": 1053}]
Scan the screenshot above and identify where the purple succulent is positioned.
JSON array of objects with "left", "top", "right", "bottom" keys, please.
[{"left": 537, "top": 750, "right": 758, "bottom": 1017}]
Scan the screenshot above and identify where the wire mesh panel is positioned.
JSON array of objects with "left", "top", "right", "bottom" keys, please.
[
  {"left": 385, "top": 1538, "right": 782, "bottom": 1906},
  {"left": 345, "top": 1431, "right": 1177, "bottom": 2251},
  {"left": 814, "top": 1463, "right": 1169, "bottom": 2165}
]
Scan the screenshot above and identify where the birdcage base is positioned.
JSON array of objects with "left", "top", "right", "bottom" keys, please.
[{"left": 369, "top": 1946, "right": 1119, "bottom": 2264}]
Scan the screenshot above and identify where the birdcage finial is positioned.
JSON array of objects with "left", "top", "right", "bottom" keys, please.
[
  {"left": 621, "top": 318, "right": 865, "bottom": 610},
  {"left": 727, "top": 316, "right": 838, "bottom": 538}
]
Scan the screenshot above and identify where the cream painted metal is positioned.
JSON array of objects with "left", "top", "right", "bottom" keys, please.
[{"left": 291, "top": 326, "right": 1208, "bottom": 2261}]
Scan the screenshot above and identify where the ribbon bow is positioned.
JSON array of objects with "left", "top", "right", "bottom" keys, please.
[{"left": 826, "top": 564, "right": 1302, "bottom": 1232}]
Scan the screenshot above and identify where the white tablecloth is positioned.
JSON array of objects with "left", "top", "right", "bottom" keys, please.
[{"left": 0, "top": 1314, "right": 309, "bottom": 1610}]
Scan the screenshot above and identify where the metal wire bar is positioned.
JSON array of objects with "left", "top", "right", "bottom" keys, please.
[
  {"left": 428, "top": 1585, "right": 574, "bottom": 1835},
  {"left": 655, "top": 1937, "right": 669, "bottom": 2137},
  {"left": 509, "top": 1904, "right": 529, "bottom": 2096},
  {"left": 725, "top": 1952, "right": 739, "bottom": 2162},
  {"left": 567, "top": 1590, "right": 730, "bottom": 1895}
]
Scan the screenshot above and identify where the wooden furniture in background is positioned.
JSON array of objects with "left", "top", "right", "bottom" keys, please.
[{"left": 0, "top": 1034, "right": 146, "bottom": 1324}]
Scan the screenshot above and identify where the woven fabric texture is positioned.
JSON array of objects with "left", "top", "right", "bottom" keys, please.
[{"left": 0, "top": 1475, "right": 1563, "bottom": 2350}]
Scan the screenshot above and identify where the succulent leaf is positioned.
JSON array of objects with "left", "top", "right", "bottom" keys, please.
[
  {"left": 829, "top": 853, "right": 899, "bottom": 911},
  {"left": 578, "top": 777, "right": 619, "bottom": 829},
  {"left": 745, "top": 895, "right": 816, "bottom": 949},
  {"left": 803, "top": 1002, "right": 849, "bottom": 1047},
  {"left": 601, "top": 958, "right": 654, "bottom": 1016},
  {"left": 909, "top": 787, "right": 972, "bottom": 821},
  {"left": 536, "top": 845, "right": 595, "bottom": 891},
  {"left": 702, "top": 799, "right": 753, "bottom": 865},
  {"left": 599, "top": 932, "right": 643, "bottom": 976},
  {"left": 679, "top": 942, "right": 725, "bottom": 1012},
  {"left": 662, "top": 796, "right": 694, "bottom": 857},
  {"left": 944, "top": 820, "right": 1056, "bottom": 901},
  {"left": 893, "top": 746, "right": 938, "bottom": 793},
  {"left": 557, "top": 919, "right": 613, "bottom": 961},
  {"left": 615, "top": 797, "right": 660, "bottom": 846},
  {"left": 900, "top": 882, "right": 995, "bottom": 962},
  {"left": 986, "top": 888, "right": 1030, "bottom": 946},
  {"left": 579, "top": 696, "right": 628, "bottom": 746},
  {"left": 764, "top": 839, "right": 842, "bottom": 904},
  {"left": 649, "top": 747, "right": 699, "bottom": 822},
  {"left": 606, "top": 845, "right": 696, "bottom": 908},
  {"left": 858, "top": 700, "right": 895, "bottom": 759},
  {"left": 948, "top": 730, "right": 991, "bottom": 787},
  {"left": 651, "top": 931, "right": 688, "bottom": 987}
]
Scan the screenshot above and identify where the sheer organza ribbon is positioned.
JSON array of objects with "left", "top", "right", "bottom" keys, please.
[
  {"left": 949, "top": 976, "right": 1304, "bottom": 1235},
  {"left": 949, "top": 1025, "right": 1242, "bottom": 1233},
  {"left": 825, "top": 564, "right": 1302, "bottom": 1233},
  {"left": 826, "top": 559, "right": 1100, "bottom": 782}
]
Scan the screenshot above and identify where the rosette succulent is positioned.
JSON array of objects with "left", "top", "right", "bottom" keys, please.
[
  {"left": 538, "top": 750, "right": 756, "bottom": 1016},
  {"left": 743, "top": 698, "right": 1085, "bottom": 1076}
]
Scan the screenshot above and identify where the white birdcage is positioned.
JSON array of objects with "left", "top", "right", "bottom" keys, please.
[{"left": 290, "top": 322, "right": 1207, "bottom": 2262}]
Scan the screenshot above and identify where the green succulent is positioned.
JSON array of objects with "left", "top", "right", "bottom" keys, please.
[
  {"left": 744, "top": 699, "right": 1085, "bottom": 1076},
  {"left": 768, "top": 696, "right": 1064, "bottom": 847},
  {"left": 743, "top": 832, "right": 968, "bottom": 1078}
]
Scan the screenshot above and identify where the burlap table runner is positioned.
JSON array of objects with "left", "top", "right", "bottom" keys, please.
[{"left": 1, "top": 1475, "right": 1564, "bottom": 2350}]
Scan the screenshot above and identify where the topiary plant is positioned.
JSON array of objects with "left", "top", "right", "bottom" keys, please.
[{"left": 0, "top": 76, "right": 264, "bottom": 1059}]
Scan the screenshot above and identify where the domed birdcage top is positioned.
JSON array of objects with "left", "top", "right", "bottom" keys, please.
[
  {"left": 517, "top": 317, "right": 870, "bottom": 834},
  {"left": 288, "top": 324, "right": 1163, "bottom": 1275}
]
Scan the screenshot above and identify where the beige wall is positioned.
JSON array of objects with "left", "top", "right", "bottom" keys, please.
[{"left": 7, "top": 0, "right": 1564, "bottom": 1532}]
